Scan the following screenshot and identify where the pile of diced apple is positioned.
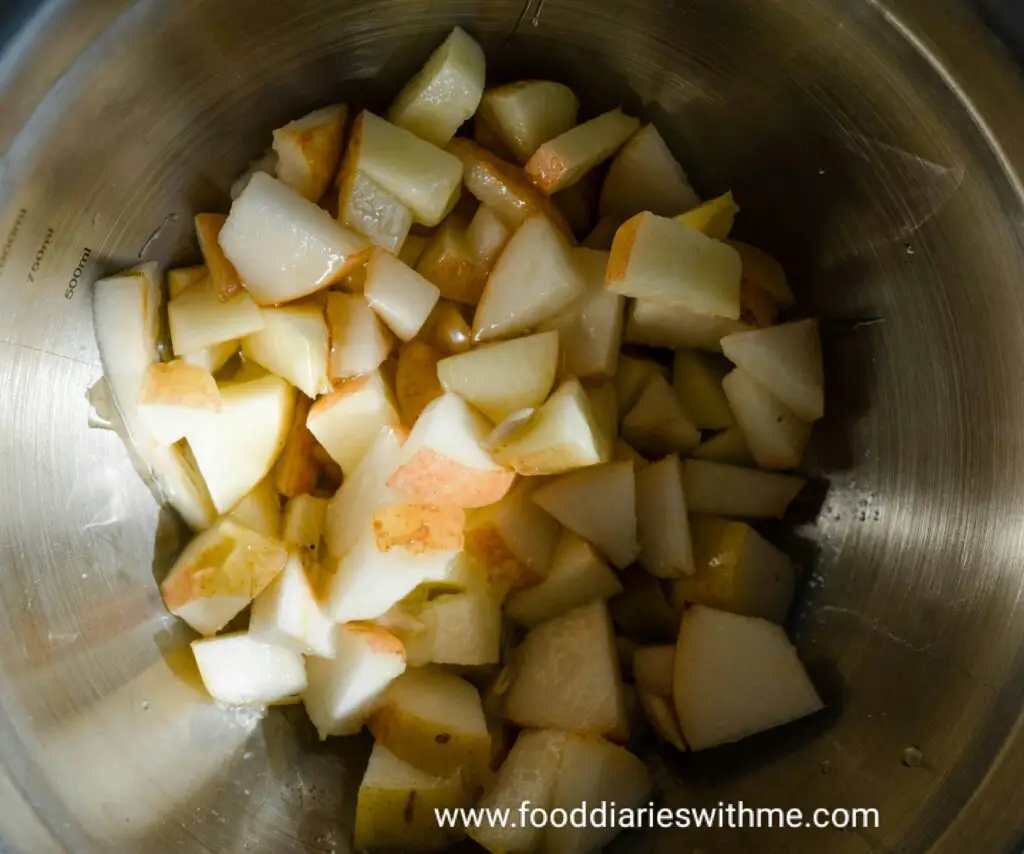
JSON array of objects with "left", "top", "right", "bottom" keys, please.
[{"left": 91, "top": 25, "right": 828, "bottom": 854}]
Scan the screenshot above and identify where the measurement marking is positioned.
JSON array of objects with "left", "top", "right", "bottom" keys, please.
[
  {"left": 65, "top": 248, "right": 93, "bottom": 300},
  {"left": 0, "top": 208, "right": 28, "bottom": 275},
  {"left": 26, "top": 228, "right": 55, "bottom": 283},
  {"left": 1, "top": 341, "right": 100, "bottom": 369}
]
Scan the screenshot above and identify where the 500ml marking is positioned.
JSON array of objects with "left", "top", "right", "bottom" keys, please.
[
  {"left": 65, "top": 247, "right": 93, "bottom": 300},
  {"left": 26, "top": 228, "right": 55, "bottom": 283}
]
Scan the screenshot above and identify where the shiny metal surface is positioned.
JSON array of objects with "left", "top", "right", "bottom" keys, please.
[{"left": 1, "top": 0, "right": 1023, "bottom": 851}]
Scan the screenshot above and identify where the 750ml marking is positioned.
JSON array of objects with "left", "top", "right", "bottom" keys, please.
[{"left": 26, "top": 228, "right": 55, "bottom": 283}]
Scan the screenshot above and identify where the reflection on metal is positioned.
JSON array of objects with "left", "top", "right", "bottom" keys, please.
[{"left": 0, "top": 0, "right": 1023, "bottom": 851}]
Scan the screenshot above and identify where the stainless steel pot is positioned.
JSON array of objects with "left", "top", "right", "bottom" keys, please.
[{"left": 1, "top": 0, "right": 1023, "bottom": 851}]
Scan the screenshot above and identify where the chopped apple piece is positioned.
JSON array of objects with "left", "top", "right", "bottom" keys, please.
[
  {"left": 682, "top": 459, "right": 805, "bottom": 518},
  {"left": 448, "top": 138, "right": 574, "bottom": 238},
  {"left": 721, "top": 320, "right": 824, "bottom": 422},
  {"left": 473, "top": 215, "right": 585, "bottom": 342},
  {"left": 607, "top": 212, "right": 742, "bottom": 319},
  {"left": 726, "top": 239, "right": 795, "bottom": 304},
  {"left": 325, "top": 292, "right": 394, "bottom": 379},
  {"left": 674, "top": 605, "right": 823, "bottom": 749},
  {"left": 226, "top": 476, "right": 282, "bottom": 538},
  {"left": 638, "top": 691, "right": 687, "bottom": 751},
  {"left": 613, "top": 354, "right": 670, "bottom": 417},
  {"left": 609, "top": 572, "right": 680, "bottom": 643},
  {"left": 363, "top": 247, "right": 440, "bottom": 341},
  {"left": 388, "top": 393, "right": 515, "bottom": 508},
  {"left": 354, "top": 742, "right": 471, "bottom": 852},
  {"left": 393, "top": 235, "right": 427, "bottom": 270},
  {"left": 388, "top": 26, "right": 485, "bottom": 147},
  {"left": 525, "top": 108, "right": 639, "bottom": 194},
  {"left": 437, "top": 331, "right": 559, "bottom": 423},
  {"left": 723, "top": 368, "right": 812, "bottom": 470},
  {"left": 220, "top": 173, "right": 370, "bottom": 304},
  {"left": 282, "top": 493, "right": 328, "bottom": 556},
  {"left": 490, "top": 377, "right": 607, "bottom": 475},
  {"left": 552, "top": 170, "right": 600, "bottom": 238},
  {"left": 478, "top": 80, "right": 579, "bottom": 163},
  {"left": 249, "top": 554, "right": 334, "bottom": 657},
  {"left": 693, "top": 425, "right": 756, "bottom": 466},
  {"left": 473, "top": 113, "right": 519, "bottom": 161},
  {"left": 741, "top": 278, "right": 779, "bottom": 328},
  {"left": 586, "top": 380, "right": 618, "bottom": 462},
  {"left": 505, "top": 600, "right": 627, "bottom": 739},
  {"left": 671, "top": 516, "right": 794, "bottom": 623},
  {"left": 505, "top": 531, "right": 622, "bottom": 627},
  {"left": 180, "top": 338, "right": 239, "bottom": 376},
  {"left": 192, "top": 633, "right": 306, "bottom": 706},
  {"left": 136, "top": 360, "right": 221, "bottom": 446},
  {"left": 326, "top": 520, "right": 460, "bottom": 622},
  {"left": 397, "top": 558, "right": 503, "bottom": 667},
  {"left": 369, "top": 666, "right": 491, "bottom": 779},
  {"left": 240, "top": 301, "right": 330, "bottom": 397},
  {"left": 195, "top": 213, "right": 243, "bottom": 300},
  {"left": 414, "top": 217, "right": 489, "bottom": 306},
  {"left": 306, "top": 370, "right": 400, "bottom": 477},
  {"left": 420, "top": 301, "right": 473, "bottom": 355},
  {"left": 464, "top": 479, "right": 562, "bottom": 589},
  {"left": 582, "top": 215, "right": 621, "bottom": 250},
  {"left": 350, "top": 111, "right": 464, "bottom": 226},
  {"left": 542, "top": 733, "right": 652, "bottom": 854},
  {"left": 168, "top": 277, "right": 264, "bottom": 356},
  {"left": 632, "top": 645, "right": 675, "bottom": 696},
  {"left": 625, "top": 299, "right": 751, "bottom": 350},
  {"left": 635, "top": 455, "right": 694, "bottom": 578},
  {"left": 272, "top": 103, "right": 347, "bottom": 202},
  {"left": 465, "top": 203, "right": 512, "bottom": 269},
  {"left": 532, "top": 461, "right": 638, "bottom": 568},
  {"left": 338, "top": 165, "right": 413, "bottom": 254},
  {"left": 324, "top": 426, "right": 405, "bottom": 558},
  {"left": 673, "top": 349, "right": 734, "bottom": 430},
  {"left": 230, "top": 148, "right": 278, "bottom": 200},
  {"left": 600, "top": 121, "right": 699, "bottom": 217},
  {"left": 612, "top": 438, "right": 648, "bottom": 470},
  {"left": 304, "top": 622, "right": 407, "bottom": 739},
  {"left": 93, "top": 266, "right": 218, "bottom": 529},
  {"left": 621, "top": 373, "right": 700, "bottom": 457},
  {"left": 674, "top": 190, "right": 739, "bottom": 240},
  {"left": 469, "top": 729, "right": 567, "bottom": 854},
  {"left": 167, "top": 265, "right": 207, "bottom": 299},
  {"left": 188, "top": 373, "right": 296, "bottom": 514},
  {"left": 273, "top": 395, "right": 319, "bottom": 497},
  {"left": 395, "top": 340, "right": 443, "bottom": 427},
  {"left": 539, "top": 247, "right": 625, "bottom": 379},
  {"left": 161, "top": 517, "right": 289, "bottom": 635},
  {"left": 372, "top": 502, "right": 465, "bottom": 553}
]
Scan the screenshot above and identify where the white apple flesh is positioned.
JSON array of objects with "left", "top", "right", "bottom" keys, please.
[
  {"left": 599, "top": 122, "right": 700, "bottom": 219},
  {"left": 240, "top": 300, "right": 330, "bottom": 398},
  {"left": 192, "top": 632, "right": 306, "bottom": 706},
  {"left": 220, "top": 173, "right": 370, "bottom": 304},
  {"left": 607, "top": 211, "right": 743, "bottom": 319},
  {"left": 673, "top": 604, "right": 823, "bottom": 749},
  {"left": 532, "top": 461, "right": 639, "bottom": 569},
  {"left": 304, "top": 622, "right": 407, "bottom": 739},
  {"left": 363, "top": 247, "right": 440, "bottom": 341},
  {"left": 478, "top": 80, "right": 580, "bottom": 163},
  {"left": 388, "top": 26, "right": 486, "bottom": 147},
  {"left": 437, "top": 331, "right": 559, "bottom": 423},
  {"left": 473, "top": 214, "right": 585, "bottom": 342}
]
